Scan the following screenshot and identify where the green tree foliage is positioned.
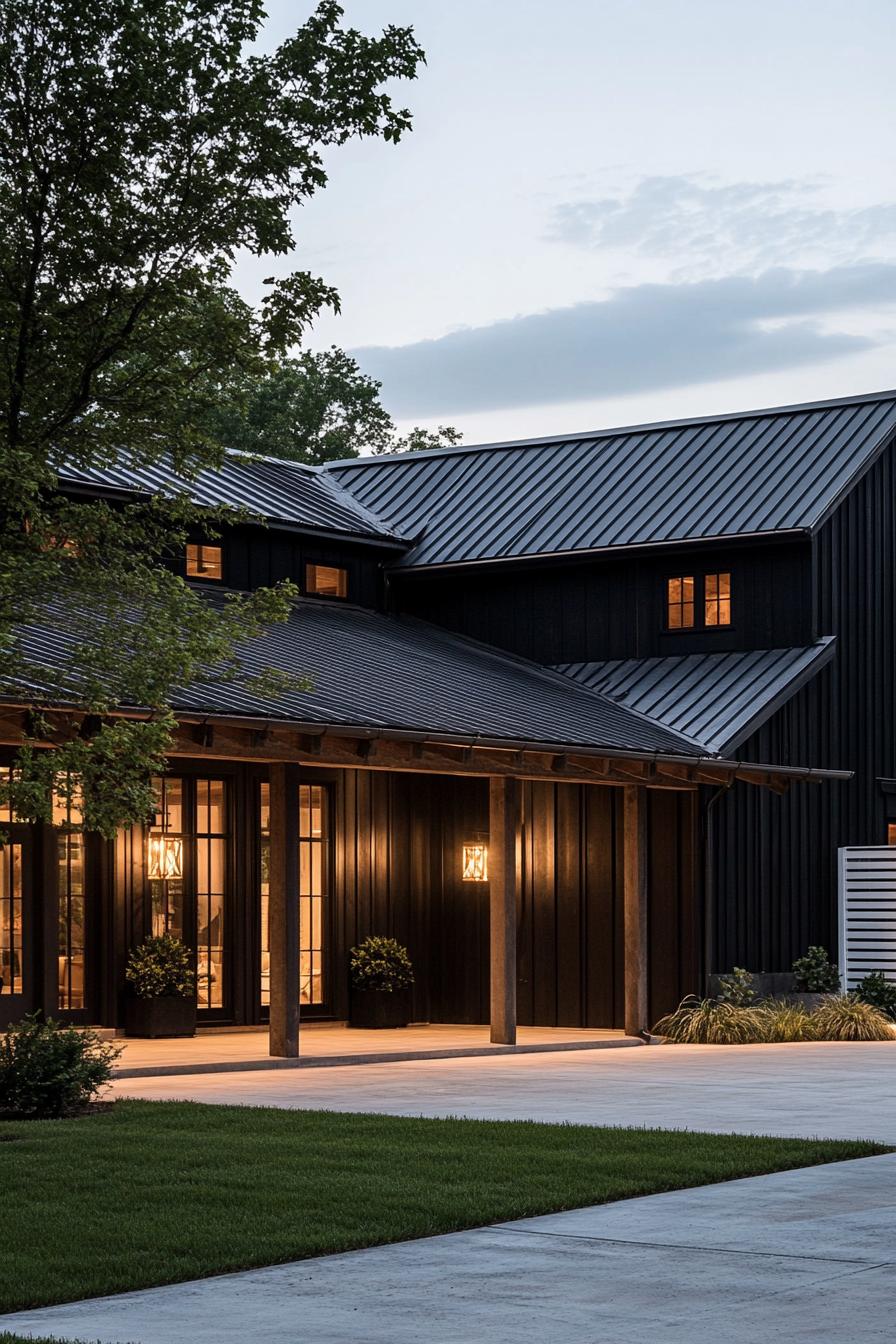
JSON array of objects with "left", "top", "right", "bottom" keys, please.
[
  {"left": 0, "top": 0, "right": 424, "bottom": 832},
  {"left": 208, "top": 347, "right": 461, "bottom": 465}
]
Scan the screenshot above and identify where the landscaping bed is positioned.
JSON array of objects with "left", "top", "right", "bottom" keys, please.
[{"left": 0, "top": 1100, "right": 888, "bottom": 1314}]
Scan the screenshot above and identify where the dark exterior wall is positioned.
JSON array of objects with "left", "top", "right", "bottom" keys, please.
[
  {"left": 710, "top": 439, "right": 896, "bottom": 973},
  {"left": 9, "top": 759, "right": 696, "bottom": 1030},
  {"left": 186, "top": 522, "right": 390, "bottom": 609},
  {"left": 391, "top": 539, "right": 812, "bottom": 664},
  {"left": 333, "top": 770, "right": 697, "bottom": 1029}
]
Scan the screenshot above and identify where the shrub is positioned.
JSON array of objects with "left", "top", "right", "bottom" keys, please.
[
  {"left": 0, "top": 1014, "right": 120, "bottom": 1117},
  {"left": 716, "top": 966, "right": 756, "bottom": 1006},
  {"left": 810, "top": 995, "right": 894, "bottom": 1041},
  {"left": 126, "top": 934, "right": 195, "bottom": 999},
  {"left": 349, "top": 936, "right": 414, "bottom": 993},
  {"left": 756, "top": 1000, "right": 814, "bottom": 1042},
  {"left": 653, "top": 996, "right": 766, "bottom": 1045},
  {"left": 792, "top": 945, "right": 840, "bottom": 993},
  {"left": 854, "top": 971, "right": 896, "bottom": 1021}
]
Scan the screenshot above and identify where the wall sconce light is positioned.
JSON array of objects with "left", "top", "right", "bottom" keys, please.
[
  {"left": 462, "top": 838, "right": 488, "bottom": 882},
  {"left": 147, "top": 834, "right": 183, "bottom": 880}
]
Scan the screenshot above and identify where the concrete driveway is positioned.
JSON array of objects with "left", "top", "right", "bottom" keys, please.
[
  {"left": 4, "top": 1153, "right": 894, "bottom": 1344},
  {"left": 113, "top": 1039, "right": 896, "bottom": 1142}
]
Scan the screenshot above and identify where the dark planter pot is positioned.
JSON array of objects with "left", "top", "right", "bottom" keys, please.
[
  {"left": 349, "top": 986, "right": 411, "bottom": 1029},
  {"left": 124, "top": 995, "right": 197, "bottom": 1039}
]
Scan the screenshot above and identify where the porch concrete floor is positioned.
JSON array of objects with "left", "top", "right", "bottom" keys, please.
[
  {"left": 112, "top": 1039, "right": 896, "bottom": 1142},
  {"left": 112, "top": 1022, "right": 637, "bottom": 1077},
  {"left": 4, "top": 1154, "right": 894, "bottom": 1344}
]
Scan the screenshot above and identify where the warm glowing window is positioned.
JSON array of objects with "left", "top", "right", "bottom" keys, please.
[
  {"left": 259, "top": 781, "right": 328, "bottom": 1008},
  {"left": 0, "top": 842, "right": 23, "bottom": 997},
  {"left": 186, "top": 544, "right": 223, "bottom": 581},
  {"left": 306, "top": 564, "right": 347, "bottom": 599},
  {"left": 666, "top": 576, "right": 695, "bottom": 629},
  {"left": 196, "top": 779, "right": 226, "bottom": 1011},
  {"left": 149, "top": 777, "right": 185, "bottom": 940},
  {"left": 888, "top": 824, "right": 896, "bottom": 845},
  {"left": 705, "top": 572, "right": 732, "bottom": 626},
  {"left": 54, "top": 774, "right": 86, "bottom": 1011}
]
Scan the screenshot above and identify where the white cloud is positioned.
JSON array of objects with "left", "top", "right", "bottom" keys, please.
[
  {"left": 546, "top": 176, "right": 896, "bottom": 276},
  {"left": 353, "top": 263, "right": 896, "bottom": 416}
]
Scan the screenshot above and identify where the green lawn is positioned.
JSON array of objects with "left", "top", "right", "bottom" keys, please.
[{"left": 0, "top": 1099, "right": 887, "bottom": 1314}]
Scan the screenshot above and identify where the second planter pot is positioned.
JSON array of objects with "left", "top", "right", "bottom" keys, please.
[{"left": 349, "top": 987, "right": 411, "bottom": 1029}]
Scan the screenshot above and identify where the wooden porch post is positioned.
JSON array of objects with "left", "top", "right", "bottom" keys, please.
[
  {"left": 489, "top": 775, "right": 520, "bottom": 1045},
  {"left": 268, "top": 763, "right": 300, "bottom": 1057},
  {"left": 623, "top": 784, "right": 648, "bottom": 1037}
]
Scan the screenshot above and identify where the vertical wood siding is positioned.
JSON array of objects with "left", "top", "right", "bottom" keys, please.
[
  {"left": 332, "top": 771, "right": 696, "bottom": 1028},
  {"left": 393, "top": 540, "right": 812, "bottom": 664},
  {"left": 711, "top": 439, "right": 896, "bottom": 973}
]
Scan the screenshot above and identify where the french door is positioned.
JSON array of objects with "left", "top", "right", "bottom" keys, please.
[
  {"left": 259, "top": 780, "right": 332, "bottom": 1017},
  {"left": 147, "top": 775, "right": 230, "bottom": 1019},
  {"left": 0, "top": 828, "right": 32, "bottom": 1028}
]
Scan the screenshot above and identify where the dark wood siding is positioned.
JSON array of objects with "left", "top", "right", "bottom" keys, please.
[
  {"left": 392, "top": 539, "right": 812, "bottom": 664},
  {"left": 332, "top": 770, "right": 697, "bottom": 1028},
  {"left": 188, "top": 522, "right": 389, "bottom": 609},
  {"left": 710, "top": 439, "right": 896, "bottom": 974}
]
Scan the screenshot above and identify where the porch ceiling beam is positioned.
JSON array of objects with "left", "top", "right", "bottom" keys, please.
[
  {"left": 163, "top": 724, "right": 699, "bottom": 790},
  {"left": 0, "top": 705, "right": 847, "bottom": 792}
]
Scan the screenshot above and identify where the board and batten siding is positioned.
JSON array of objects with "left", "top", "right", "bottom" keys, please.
[
  {"left": 392, "top": 539, "right": 813, "bottom": 665},
  {"left": 331, "top": 769, "right": 697, "bottom": 1029},
  {"left": 710, "top": 433, "right": 896, "bottom": 975}
]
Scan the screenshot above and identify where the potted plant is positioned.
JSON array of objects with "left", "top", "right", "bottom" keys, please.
[
  {"left": 124, "top": 934, "right": 197, "bottom": 1038},
  {"left": 790, "top": 945, "right": 840, "bottom": 1010},
  {"left": 349, "top": 936, "right": 414, "bottom": 1029}
]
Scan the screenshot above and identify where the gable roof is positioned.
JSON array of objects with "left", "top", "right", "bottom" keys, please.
[
  {"left": 57, "top": 450, "right": 407, "bottom": 548},
  {"left": 328, "top": 390, "right": 896, "bottom": 569},
  {"left": 556, "top": 640, "right": 836, "bottom": 755}
]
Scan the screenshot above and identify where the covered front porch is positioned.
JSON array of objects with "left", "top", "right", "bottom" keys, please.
[{"left": 112, "top": 1022, "right": 639, "bottom": 1078}]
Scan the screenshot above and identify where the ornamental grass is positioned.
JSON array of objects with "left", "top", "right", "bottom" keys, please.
[
  {"left": 810, "top": 996, "right": 894, "bottom": 1041},
  {"left": 655, "top": 994, "right": 896, "bottom": 1044},
  {"left": 652, "top": 997, "right": 767, "bottom": 1045}
]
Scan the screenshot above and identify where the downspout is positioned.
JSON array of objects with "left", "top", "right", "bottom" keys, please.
[{"left": 702, "top": 778, "right": 734, "bottom": 995}]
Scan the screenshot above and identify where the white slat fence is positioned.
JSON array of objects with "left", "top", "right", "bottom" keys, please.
[{"left": 838, "top": 846, "right": 896, "bottom": 989}]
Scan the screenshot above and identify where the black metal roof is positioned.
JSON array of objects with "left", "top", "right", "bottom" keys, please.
[
  {"left": 9, "top": 597, "right": 699, "bottom": 756},
  {"left": 57, "top": 451, "right": 407, "bottom": 547},
  {"left": 555, "top": 640, "right": 836, "bottom": 754},
  {"left": 328, "top": 390, "right": 896, "bottom": 568}
]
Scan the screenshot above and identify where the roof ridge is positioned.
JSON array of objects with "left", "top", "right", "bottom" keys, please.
[{"left": 325, "top": 388, "right": 896, "bottom": 470}]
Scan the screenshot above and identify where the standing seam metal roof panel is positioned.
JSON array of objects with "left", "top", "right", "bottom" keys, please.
[
  {"left": 7, "top": 597, "right": 702, "bottom": 755},
  {"left": 329, "top": 392, "right": 896, "bottom": 567},
  {"left": 555, "top": 641, "right": 836, "bottom": 755},
  {"left": 56, "top": 451, "right": 408, "bottom": 544}
]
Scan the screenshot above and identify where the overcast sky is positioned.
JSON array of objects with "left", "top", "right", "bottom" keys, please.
[{"left": 236, "top": 0, "right": 896, "bottom": 445}]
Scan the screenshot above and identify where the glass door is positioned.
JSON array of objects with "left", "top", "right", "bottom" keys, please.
[
  {"left": 0, "top": 831, "right": 30, "bottom": 1028},
  {"left": 259, "top": 781, "right": 331, "bottom": 1016},
  {"left": 146, "top": 775, "right": 230, "bottom": 1019}
]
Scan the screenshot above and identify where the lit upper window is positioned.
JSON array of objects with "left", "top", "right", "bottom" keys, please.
[
  {"left": 186, "top": 544, "right": 223, "bottom": 581},
  {"left": 666, "top": 576, "right": 695, "bottom": 629},
  {"left": 306, "top": 563, "right": 347, "bottom": 599},
  {"left": 704, "top": 572, "right": 732, "bottom": 626}
]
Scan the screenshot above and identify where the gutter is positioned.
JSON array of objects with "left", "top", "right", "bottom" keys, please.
[{"left": 0, "top": 698, "right": 849, "bottom": 782}]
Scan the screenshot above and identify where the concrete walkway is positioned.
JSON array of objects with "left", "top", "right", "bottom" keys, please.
[
  {"left": 112, "top": 1039, "right": 896, "bottom": 1142},
  {"left": 4, "top": 1153, "right": 894, "bottom": 1343}
]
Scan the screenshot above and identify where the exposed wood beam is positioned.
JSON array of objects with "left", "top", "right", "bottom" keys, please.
[
  {"left": 268, "top": 763, "right": 300, "bottom": 1058},
  {"left": 623, "top": 784, "right": 649, "bottom": 1037},
  {"left": 489, "top": 776, "right": 520, "bottom": 1045}
]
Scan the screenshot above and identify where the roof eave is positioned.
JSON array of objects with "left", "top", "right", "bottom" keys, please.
[{"left": 716, "top": 638, "right": 838, "bottom": 754}]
